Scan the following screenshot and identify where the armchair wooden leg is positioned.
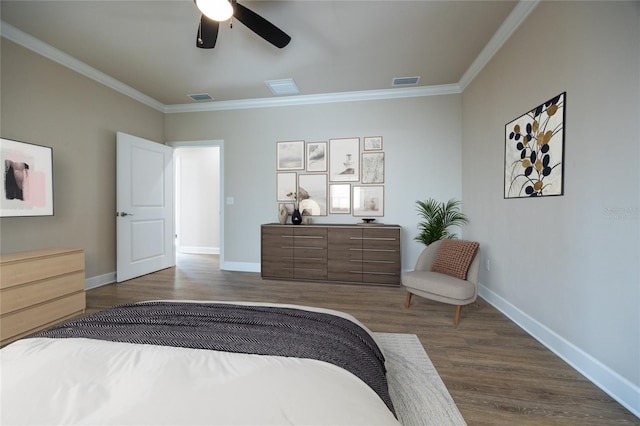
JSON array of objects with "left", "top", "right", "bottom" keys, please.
[
  {"left": 405, "top": 292, "right": 412, "bottom": 308},
  {"left": 453, "top": 305, "right": 462, "bottom": 326}
]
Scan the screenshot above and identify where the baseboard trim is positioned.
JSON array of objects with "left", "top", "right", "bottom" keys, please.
[
  {"left": 85, "top": 272, "right": 116, "bottom": 290},
  {"left": 220, "top": 261, "right": 260, "bottom": 273},
  {"left": 478, "top": 283, "right": 640, "bottom": 418},
  {"left": 177, "top": 246, "right": 220, "bottom": 255}
]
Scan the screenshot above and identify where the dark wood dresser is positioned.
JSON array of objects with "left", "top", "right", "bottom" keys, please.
[{"left": 261, "top": 224, "right": 401, "bottom": 286}]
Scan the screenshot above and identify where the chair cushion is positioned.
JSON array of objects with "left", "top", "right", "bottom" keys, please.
[
  {"left": 402, "top": 271, "right": 476, "bottom": 301},
  {"left": 430, "top": 239, "right": 479, "bottom": 280}
]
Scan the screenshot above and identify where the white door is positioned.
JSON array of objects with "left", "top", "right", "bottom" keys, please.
[{"left": 116, "top": 132, "right": 175, "bottom": 282}]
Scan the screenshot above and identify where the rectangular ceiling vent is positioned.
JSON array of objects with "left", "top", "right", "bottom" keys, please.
[
  {"left": 188, "top": 93, "right": 214, "bottom": 102},
  {"left": 392, "top": 76, "right": 421, "bottom": 87},
  {"left": 265, "top": 78, "right": 299, "bottom": 96}
]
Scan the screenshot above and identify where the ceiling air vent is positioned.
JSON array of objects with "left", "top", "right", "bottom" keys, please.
[
  {"left": 392, "top": 76, "right": 421, "bottom": 87},
  {"left": 188, "top": 93, "right": 214, "bottom": 102},
  {"left": 265, "top": 78, "right": 299, "bottom": 95}
]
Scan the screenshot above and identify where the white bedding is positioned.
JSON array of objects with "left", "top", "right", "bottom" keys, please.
[{"left": 0, "top": 302, "right": 400, "bottom": 425}]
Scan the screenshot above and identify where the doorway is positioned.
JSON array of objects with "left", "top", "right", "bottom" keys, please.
[{"left": 169, "top": 140, "right": 224, "bottom": 268}]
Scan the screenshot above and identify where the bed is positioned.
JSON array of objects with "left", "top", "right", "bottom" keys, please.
[{"left": 1, "top": 300, "right": 400, "bottom": 425}]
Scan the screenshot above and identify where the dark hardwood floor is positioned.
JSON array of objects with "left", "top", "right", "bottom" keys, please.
[{"left": 86, "top": 254, "right": 639, "bottom": 425}]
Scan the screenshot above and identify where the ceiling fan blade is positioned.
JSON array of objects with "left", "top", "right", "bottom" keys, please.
[
  {"left": 196, "top": 15, "right": 219, "bottom": 49},
  {"left": 233, "top": 2, "right": 291, "bottom": 48}
]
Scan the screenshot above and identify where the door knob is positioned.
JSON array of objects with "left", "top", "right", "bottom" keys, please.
[{"left": 117, "top": 212, "right": 134, "bottom": 217}]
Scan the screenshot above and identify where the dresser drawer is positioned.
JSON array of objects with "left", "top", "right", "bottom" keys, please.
[
  {"left": 1, "top": 292, "right": 85, "bottom": 344},
  {"left": 362, "top": 227, "right": 400, "bottom": 240},
  {"left": 261, "top": 258, "right": 294, "bottom": 278},
  {"left": 363, "top": 271, "right": 400, "bottom": 285},
  {"left": 363, "top": 260, "right": 399, "bottom": 274},
  {"left": 1, "top": 271, "right": 85, "bottom": 314},
  {"left": 0, "top": 249, "right": 84, "bottom": 289},
  {"left": 327, "top": 228, "right": 362, "bottom": 259},
  {"left": 294, "top": 265, "right": 328, "bottom": 280},
  {"left": 262, "top": 227, "right": 293, "bottom": 247},
  {"left": 362, "top": 229, "right": 400, "bottom": 250},
  {"left": 327, "top": 259, "right": 362, "bottom": 282},
  {"left": 293, "top": 237, "right": 327, "bottom": 250},
  {"left": 295, "top": 247, "right": 327, "bottom": 262},
  {"left": 363, "top": 249, "right": 400, "bottom": 263},
  {"left": 292, "top": 228, "right": 327, "bottom": 251}
]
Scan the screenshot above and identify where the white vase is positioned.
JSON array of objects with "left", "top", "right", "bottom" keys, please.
[{"left": 278, "top": 204, "right": 287, "bottom": 224}]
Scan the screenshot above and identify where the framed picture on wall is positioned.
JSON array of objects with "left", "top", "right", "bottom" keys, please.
[
  {"left": 361, "top": 152, "right": 384, "bottom": 184},
  {"left": 306, "top": 141, "right": 327, "bottom": 172},
  {"left": 329, "top": 184, "right": 351, "bottom": 214},
  {"left": 298, "top": 173, "right": 327, "bottom": 216},
  {"left": 276, "top": 172, "right": 297, "bottom": 202},
  {"left": 352, "top": 185, "right": 384, "bottom": 217},
  {"left": 364, "top": 136, "right": 383, "bottom": 151},
  {"left": 1, "top": 138, "right": 54, "bottom": 217},
  {"left": 276, "top": 140, "right": 304, "bottom": 170},
  {"left": 504, "top": 92, "right": 565, "bottom": 198},
  {"left": 329, "top": 137, "right": 360, "bottom": 182}
]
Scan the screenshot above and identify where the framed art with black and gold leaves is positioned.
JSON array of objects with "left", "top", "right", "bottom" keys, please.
[{"left": 504, "top": 92, "right": 566, "bottom": 198}]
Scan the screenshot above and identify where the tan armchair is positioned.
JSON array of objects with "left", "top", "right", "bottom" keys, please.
[{"left": 402, "top": 239, "right": 480, "bottom": 326}]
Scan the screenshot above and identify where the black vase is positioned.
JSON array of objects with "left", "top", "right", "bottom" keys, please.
[{"left": 291, "top": 208, "right": 302, "bottom": 225}]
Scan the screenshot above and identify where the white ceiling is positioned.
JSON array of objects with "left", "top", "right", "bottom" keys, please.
[{"left": 1, "top": 1, "right": 526, "bottom": 110}]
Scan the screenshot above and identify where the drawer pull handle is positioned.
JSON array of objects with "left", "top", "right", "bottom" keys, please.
[
  {"left": 282, "top": 246, "right": 325, "bottom": 250},
  {"left": 349, "top": 237, "right": 396, "bottom": 241},
  {"left": 363, "top": 271, "right": 397, "bottom": 276},
  {"left": 349, "top": 248, "right": 396, "bottom": 252}
]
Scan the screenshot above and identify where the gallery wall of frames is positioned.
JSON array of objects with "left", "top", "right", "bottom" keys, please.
[{"left": 275, "top": 136, "right": 385, "bottom": 218}]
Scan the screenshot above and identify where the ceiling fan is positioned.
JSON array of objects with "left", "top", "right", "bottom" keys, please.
[{"left": 195, "top": 0, "right": 291, "bottom": 49}]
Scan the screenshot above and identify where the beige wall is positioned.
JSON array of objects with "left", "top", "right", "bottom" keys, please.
[
  {"left": 165, "top": 95, "right": 463, "bottom": 270},
  {"left": 0, "top": 39, "right": 164, "bottom": 278},
  {"left": 462, "top": 0, "right": 639, "bottom": 396}
]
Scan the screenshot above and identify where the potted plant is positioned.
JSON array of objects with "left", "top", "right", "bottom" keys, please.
[{"left": 414, "top": 198, "right": 468, "bottom": 246}]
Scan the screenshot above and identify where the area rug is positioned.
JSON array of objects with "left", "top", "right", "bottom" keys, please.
[{"left": 374, "top": 333, "right": 467, "bottom": 426}]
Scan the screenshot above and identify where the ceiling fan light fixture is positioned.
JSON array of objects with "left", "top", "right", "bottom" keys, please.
[{"left": 196, "top": 0, "right": 233, "bottom": 22}]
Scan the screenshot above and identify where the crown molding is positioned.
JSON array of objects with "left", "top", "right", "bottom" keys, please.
[
  {"left": 458, "top": 0, "right": 540, "bottom": 91},
  {"left": 0, "top": 21, "right": 166, "bottom": 112},
  {"left": 1, "top": 0, "right": 536, "bottom": 113},
  {"left": 163, "top": 84, "right": 461, "bottom": 113}
]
